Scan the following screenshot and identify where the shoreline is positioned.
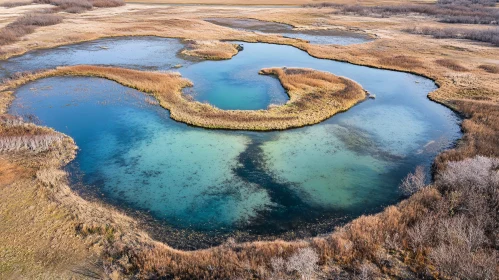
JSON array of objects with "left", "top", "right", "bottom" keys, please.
[
  {"left": 1, "top": 65, "right": 367, "bottom": 131},
  {"left": 0, "top": 3, "right": 497, "bottom": 278}
]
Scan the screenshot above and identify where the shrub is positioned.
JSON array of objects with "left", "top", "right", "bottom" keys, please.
[
  {"left": 430, "top": 216, "right": 496, "bottom": 279},
  {"left": 435, "top": 59, "right": 468, "bottom": 71},
  {"left": 286, "top": 248, "right": 319, "bottom": 280},
  {"left": 399, "top": 166, "right": 426, "bottom": 196},
  {"left": 33, "top": 0, "right": 124, "bottom": 12},
  {"left": 90, "top": 0, "right": 124, "bottom": 8},
  {"left": 14, "top": 13, "right": 63, "bottom": 26},
  {"left": 436, "top": 155, "right": 499, "bottom": 192},
  {"left": 305, "top": 1, "right": 499, "bottom": 25},
  {"left": 378, "top": 55, "right": 422, "bottom": 69},
  {"left": 1, "top": 1, "right": 32, "bottom": 8},
  {"left": 405, "top": 26, "right": 499, "bottom": 46},
  {"left": 478, "top": 64, "right": 499, "bottom": 73},
  {"left": 0, "top": 24, "right": 34, "bottom": 45},
  {"left": 0, "top": 10, "right": 62, "bottom": 46},
  {"left": 52, "top": 0, "right": 93, "bottom": 11}
]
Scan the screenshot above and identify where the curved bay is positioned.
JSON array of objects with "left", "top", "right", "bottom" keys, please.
[{"left": 3, "top": 37, "right": 461, "bottom": 248}]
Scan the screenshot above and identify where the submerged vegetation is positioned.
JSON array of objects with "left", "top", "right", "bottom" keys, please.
[
  {"left": 0, "top": 65, "right": 367, "bottom": 130},
  {"left": 0, "top": 0, "right": 498, "bottom": 278},
  {"left": 98, "top": 155, "right": 497, "bottom": 279}
]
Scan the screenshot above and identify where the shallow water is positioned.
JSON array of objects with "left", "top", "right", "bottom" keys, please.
[
  {"left": 4, "top": 37, "right": 461, "bottom": 248},
  {"left": 205, "top": 18, "right": 372, "bottom": 45}
]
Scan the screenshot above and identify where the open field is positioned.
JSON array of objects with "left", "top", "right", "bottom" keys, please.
[
  {"left": 125, "top": 0, "right": 437, "bottom": 6},
  {"left": 0, "top": 0, "right": 498, "bottom": 279}
]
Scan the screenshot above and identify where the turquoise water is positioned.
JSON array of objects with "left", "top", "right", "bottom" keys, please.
[{"left": 4, "top": 37, "right": 461, "bottom": 248}]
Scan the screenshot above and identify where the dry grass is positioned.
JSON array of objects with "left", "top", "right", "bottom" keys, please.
[
  {"left": 33, "top": 0, "right": 124, "bottom": 13},
  {"left": 479, "top": 64, "right": 499, "bottom": 73},
  {"left": 435, "top": 58, "right": 468, "bottom": 72},
  {"left": 0, "top": 65, "right": 367, "bottom": 130},
  {"left": 405, "top": 26, "right": 499, "bottom": 46},
  {"left": 308, "top": 0, "right": 499, "bottom": 25},
  {"left": 434, "top": 100, "right": 499, "bottom": 171},
  {"left": 180, "top": 40, "right": 242, "bottom": 60},
  {"left": 0, "top": 12, "right": 62, "bottom": 46},
  {"left": 0, "top": 1, "right": 498, "bottom": 279},
  {"left": 378, "top": 55, "right": 423, "bottom": 69},
  {"left": 0, "top": 0, "right": 32, "bottom": 8}
]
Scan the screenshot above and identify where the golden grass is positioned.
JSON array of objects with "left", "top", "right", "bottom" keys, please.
[
  {"left": 0, "top": 65, "right": 366, "bottom": 130},
  {"left": 0, "top": 1, "right": 498, "bottom": 278},
  {"left": 180, "top": 39, "right": 241, "bottom": 60}
]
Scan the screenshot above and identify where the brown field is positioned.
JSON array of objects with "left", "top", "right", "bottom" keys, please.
[
  {"left": 125, "top": 0, "right": 436, "bottom": 6},
  {"left": 0, "top": 0, "right": 498, "bottom": 279}
]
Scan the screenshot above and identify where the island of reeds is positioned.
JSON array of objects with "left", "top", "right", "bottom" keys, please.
[
  {"left": 180, "top": 40, "right": 242, "bottom": 60},
  {"left": 0, "top": 65, "right": 367, "bottom": 130}
]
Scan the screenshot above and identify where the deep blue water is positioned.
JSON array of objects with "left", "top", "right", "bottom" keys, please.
[{"left": 3, "top": 37, "right": 461, "bottom": 247}]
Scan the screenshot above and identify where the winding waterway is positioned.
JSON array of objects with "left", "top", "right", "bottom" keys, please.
[
  {"left": 2, "top": 37, "right": 461, "bottom": 249},
  {"left": 205, "top": 18, "right": 373, "bottom": 45}
]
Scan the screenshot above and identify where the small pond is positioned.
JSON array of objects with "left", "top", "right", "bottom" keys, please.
[{"left": 3, "top": 37, "right": 461, "bottom": 249}]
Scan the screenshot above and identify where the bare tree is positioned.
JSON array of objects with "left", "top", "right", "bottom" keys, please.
[
  {"left": 399, "top": 166, "right": 426, "bottom": 196},
  {"left": 286, "top": 247, "right": 319, "bottom": 280}
]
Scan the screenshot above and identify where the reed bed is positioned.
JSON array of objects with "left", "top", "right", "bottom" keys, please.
[
  {"left": 0, "top": 115, "right": 64, "bottom": 152},
  {"left": 180, "top": 40, "right": 242, "bottom": 60},
  {"left": 1, "top": 65, "right": 367, "bottom": 130}
]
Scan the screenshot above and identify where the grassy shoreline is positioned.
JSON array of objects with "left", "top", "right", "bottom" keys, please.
[
  {"left": 0, "top": 65, "right": 367, "bottom": 130},
  {"left": 0, "top": 2, "right": 498, "bottom": 278}
]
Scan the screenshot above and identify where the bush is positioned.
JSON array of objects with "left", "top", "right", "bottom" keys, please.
[
  {"left": 33, "top": 0, "right": 124, "bottom": 12},
  {"left": 304, "top": 1, "right": 499, "bottom": 25},
  {"left": 0, "top": 25, "right": 34, "bottom": 45},
  {"left": 478, "top": 64, "right": 499, "bottom": 73},
  {"left": 405, "top": 26, "right": 499, "bottom": 46},
  {"left": 0, "top": 1, "right": 32, "bottom": 8},
  {"left": 436, "top": 155, "right": 499, "bottom": 192},
  {"left": 378, "top": 55, "right": 422, "bottom": 69},
  {"left": 435, "top": 59, "right": 468, "bottom": 71},
  {"left": 90, "top": 0, "right": 124, "bottom": 8},
  {"left": 399, "top": 166, "right": 426, "bottom": 196},
  {"left": 14, "top": 13, "right": 63, "bottom": 26},
  {"left": 51, "top": 0, "right": 93, "bottom": 11},
  {"left": 286, "top": 248, "right": 319, "bottom": 280}
]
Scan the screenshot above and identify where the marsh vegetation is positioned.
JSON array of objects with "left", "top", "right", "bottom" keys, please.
[
  {"left": 0, "top": 0, "right": 497, "bottom": 279},
  {"left": 2, "top": 65, "right": 367, "bottom": 130}
]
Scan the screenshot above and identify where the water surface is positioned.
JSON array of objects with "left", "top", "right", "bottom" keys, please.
[
  {"left": 205, "top": 18, "right": 372, "bottom": 45},
  {"left": 4, "top": 37, "right": 461, "bottom": 249}
]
